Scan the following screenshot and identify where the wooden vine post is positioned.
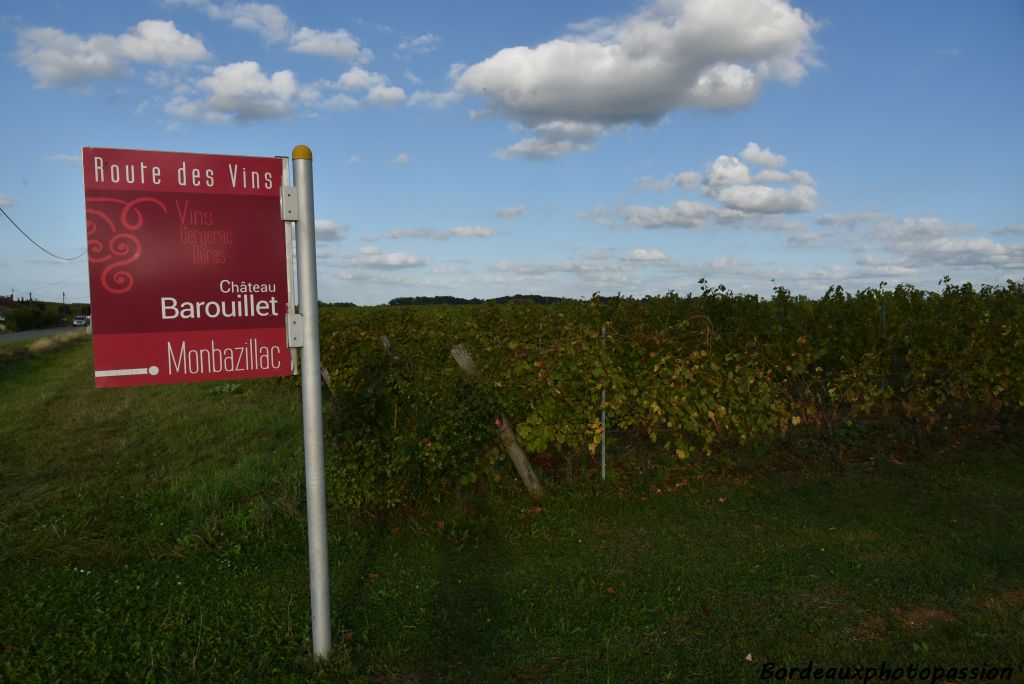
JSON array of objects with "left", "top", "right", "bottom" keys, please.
[{"left": 450, "top": 344, "right": 545, "bottom": 498}]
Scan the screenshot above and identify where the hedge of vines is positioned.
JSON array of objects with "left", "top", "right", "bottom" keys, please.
[{"left": 318, "top": 280, "right": 1023, "bottom": 509}]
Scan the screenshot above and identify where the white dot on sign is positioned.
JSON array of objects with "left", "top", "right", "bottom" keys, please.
[{"left": 148, "top": 366, "right": 159, "bottom": 375}]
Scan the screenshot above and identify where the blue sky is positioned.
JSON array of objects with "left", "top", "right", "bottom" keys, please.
[{"left": 2, "top": 0, "right": 1022, "bottom": 305}]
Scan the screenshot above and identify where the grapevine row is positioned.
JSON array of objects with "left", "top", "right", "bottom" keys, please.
[{"left": 317, "top": 280, "right": 1023, "bottom": 508}]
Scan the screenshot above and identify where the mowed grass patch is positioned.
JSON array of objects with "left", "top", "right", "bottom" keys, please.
[
  {"left": 0, "top": 338, "right": 306, "bottom": 564},
  {"left": 1, "top": 339, "right": 1022, "bottom": 681},
  {"left": 333, "top": 447, "right": 1024, "bottom": 681}
]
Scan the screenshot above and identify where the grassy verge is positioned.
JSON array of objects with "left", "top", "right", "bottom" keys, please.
[{"left": 1, "top": 340, "right": 1022, "bottom": 681}]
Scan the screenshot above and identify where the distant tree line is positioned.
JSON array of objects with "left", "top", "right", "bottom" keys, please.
[
  {"left": 387, "top": 294, "right": 570, "bottom": 306},
  {"left": 0, "top": 299, "right": 90, "bottom": 332}
]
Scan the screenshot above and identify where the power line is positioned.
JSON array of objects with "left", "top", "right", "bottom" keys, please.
[
  {"left": 25, "top": 270, "right": 90, "bottom": 294},
  {"left": 0, "top": 206, "right": 86, "bottom": 261}
]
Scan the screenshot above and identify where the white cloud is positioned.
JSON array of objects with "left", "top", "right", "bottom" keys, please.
[
  {"left": 496, "top": 205, "right": 527, "bottom": 218},
  {"left": 869, "top": 217, "right": 960, "bottom": 242},
  {"left": 701, "top": 150, "right": 817, "bottom": 214},
  {"left": 180, "top": 61, "right": 299, "bottom": 122},
  {"left": 590, "top": 142, "right": 817, "bottom": 228},
  {"left": 616, "top": 200, "right": 720, "bottom": 229},
  {"left": 315, "top": 219, "right": 348, "bottom": 241},
  {"left": 707, "top": 183, "right": 817, "bottom": 214},
  {"left": 635, "top": 176, "right": 672, "bottom": 191},
  {"left": 345, "top": 155, "right": 361, "bottom": 165},
  {"left": 495, "top": 121, "right": 606, "bottom": 157},
  {"left": 397, "top": 33, "right": 441, "bottom": 55},
  {"left": 337, "top": 66, "right": 387, "bottom": 90},
  {"left": 676, "top": 171, "right": 702, "bottom": 190},
  {"left": 741, "top": 142, "right": 786, "bottom": 168},
  {"left": 854, "top": 256, "right": 916, "bottom": 277},
  {"left": 496, "top": 137, "right": 594, "bottom": 160},
  {"left": 385, "top": 226, "right": 494, "bottom": 240},
  {"left": 45, "top": 154, "right": 82, "bottom": 165},
  {"left": 408, "top": 90, "right": 463, "bottom": 108},
  {"left": 289, "top": 27, "right": 372, "bottom": 62},
  {"left": 0, "top": 196, "right": 14, "bottom": 207},
  {"left": 704, "top": 155, "right": 752, "bottom": 187},
  {"left": 17, "top": 20, "right": 210, "bottom": 87},
  {"left": 787, "top": 231, "right": 822, "bottom": 246},
  {"left": 387, "top": 228, "right": 448, "bottom": 240},
  {"left": 392, "top": 153, "right": 410, "bottom": 165},
  {"left": 331, "top": 68, "right": 406, "bottom": 106},
  {"left": 492, "top": 260, "right": 630, "bottom": 275},
  {"left": 450, "top": 225, "right": 493, "bottom": 237},
  {"left": 325, "top": 93, "right": 359, "bottom": 110},
  {"left": 171, "top": 0, "right": 291, "bottom": 42},
  {"left": 891, "top": 237, "right": 1024, "bottom": 270},
  {"left": 365, "top": 84, "right": 406, "bottom": 106},
  {"left": 622, "top": 248, "right": 669, "bottom": 262},
  {"left": 815, "top": 212, "right": 887, "bottom": 229},
  {"left": 353, "top": 251, "right": 429, "bottom": 268},
  {"left": 456, "top": 0, "right": 819, "bottom": 158},
  {"left": 754, "top": 168, "right": 814, "bottom": 185}
]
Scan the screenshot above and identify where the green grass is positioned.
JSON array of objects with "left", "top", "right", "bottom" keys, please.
[{"left": 2, "top": 340, "right": 1023, "bottom": 681}]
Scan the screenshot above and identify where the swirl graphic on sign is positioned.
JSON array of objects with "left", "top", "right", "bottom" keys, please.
[{"left": 86, "top": 197, "right": 166, "bottom": 294}]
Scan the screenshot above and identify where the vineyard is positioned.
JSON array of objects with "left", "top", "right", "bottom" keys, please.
[{"left": 318, "top": 280, "right": 1023, "bottom": 509}]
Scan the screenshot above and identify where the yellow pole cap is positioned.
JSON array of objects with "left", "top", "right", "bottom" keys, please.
[{"left": 292, "top": 145, "right": 313, "bottom": 161}]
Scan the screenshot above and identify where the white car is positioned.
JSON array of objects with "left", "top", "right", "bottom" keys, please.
[{"left": 72, "top": 315, "right": 90, "bottom": 327}]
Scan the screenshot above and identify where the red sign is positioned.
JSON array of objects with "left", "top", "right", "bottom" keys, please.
[{"left": 83, "top": 147, "right": 290, "bottom": 388}]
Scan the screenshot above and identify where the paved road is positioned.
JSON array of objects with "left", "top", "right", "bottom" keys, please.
[{"left": 0, "top": 326, "right": 87, "bottom": 344}]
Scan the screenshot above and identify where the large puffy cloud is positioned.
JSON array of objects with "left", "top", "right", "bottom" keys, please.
[
  {"left": 702, "top": 152, "right": 817, "bottom": 214},
  {"left": 332, "top": 67, "right": 406, "bottom": 107},
  {"left": 17, "top": 20, "right": 210, "bottom": 87},
  {"left": 166, "top": 58, "right": 407, "bottom": 123},
  {"left": 166, "top": 61, "right": 307, "bottom": 122},
  {"left": 741, "top": 142, "right": 786, "bottom": 168},
  {"left": 707, "top": 181, "right": 816, "bottom": 213},
  {"left": 455, "top": 0, "right": 818, "bottom": 158},
  {"left": 590, "top": 142, "right": 816, "bottom": 229}
]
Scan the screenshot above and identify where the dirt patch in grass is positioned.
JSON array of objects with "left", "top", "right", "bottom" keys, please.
[
  {"left": 896, "top": 606, "right": 956, "bottom": 630},
  {"left": 851, "top": 616, "right": 888, "bottom": 642},
  {"left": 512, "top": 656, "right": 574, "bottom": 683},
  {"left": 977, "top": 588, "right": 1024, "bottom": 613}
]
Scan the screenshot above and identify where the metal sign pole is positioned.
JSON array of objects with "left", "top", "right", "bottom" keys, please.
[{"left": 292, "top": 144, "right": 331, "bottom": 659}]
